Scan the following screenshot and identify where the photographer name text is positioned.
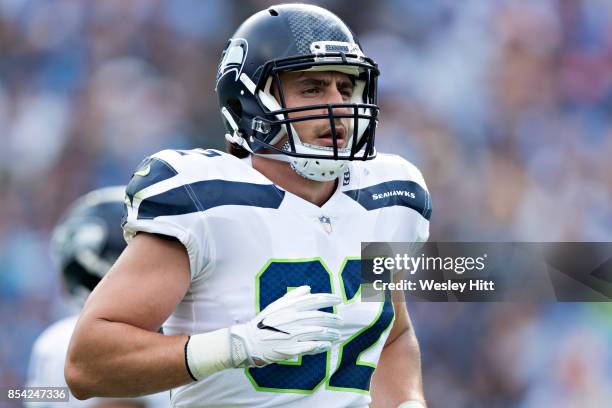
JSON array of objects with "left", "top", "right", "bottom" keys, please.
[{"left": 373, "top": 279, "right": 495, "bottom": 292}]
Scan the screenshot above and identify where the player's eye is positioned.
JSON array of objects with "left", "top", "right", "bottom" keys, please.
[
  {"left": 302, "top": 87, "right": 321, "bottom": 96},
  {"left": 340, "top": 88, "right": 353, "bottom": 99}
]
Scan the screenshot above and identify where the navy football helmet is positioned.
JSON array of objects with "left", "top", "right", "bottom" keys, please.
[
  {"left": 215, "top": 4, "right": 379, "bottom": 181},
  {"left": 50, "top": 186, "right": 126, "bottom": 305}
]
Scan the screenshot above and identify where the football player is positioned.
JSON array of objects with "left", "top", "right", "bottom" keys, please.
[
  {"left": 27, "top": 187, "right": 168, "bottom": 408},
  {"left": 66, "top": 5, "right": 430, "bottom": 408}
]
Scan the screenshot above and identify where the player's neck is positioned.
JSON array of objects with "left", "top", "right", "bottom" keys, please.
[{"left": 251, "top": 155, "right": 337, "bottom": 207}]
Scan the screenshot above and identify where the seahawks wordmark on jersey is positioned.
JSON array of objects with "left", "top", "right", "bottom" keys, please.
[{"left": 123, "top": 149, "right": 431, "bottom": 408}]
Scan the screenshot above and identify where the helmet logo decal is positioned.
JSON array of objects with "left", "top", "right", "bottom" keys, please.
[{"left": 216, "top": 38, "right": 248, "bottom": 89}]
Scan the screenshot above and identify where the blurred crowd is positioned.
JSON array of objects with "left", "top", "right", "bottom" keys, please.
[{"left": 0, "top": 0, "right": 611, "bottom": 407}]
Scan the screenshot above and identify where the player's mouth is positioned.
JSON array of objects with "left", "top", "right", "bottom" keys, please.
[{"left": 316, "top": 127, "right": 346, "bottom": 148}]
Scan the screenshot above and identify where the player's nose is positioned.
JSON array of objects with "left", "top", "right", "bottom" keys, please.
[{"left": 327, "top": 87, "right": 351, "bottom": 116}]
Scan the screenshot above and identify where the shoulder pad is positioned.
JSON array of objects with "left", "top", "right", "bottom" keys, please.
[
  {"left": 125, "top": 149, "right": 283, "bottom": 221},
  {"left": 344, "top": 154, "right": 431, "bottom": 220}
]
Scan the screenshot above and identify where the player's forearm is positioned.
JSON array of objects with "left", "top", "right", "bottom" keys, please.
[
  {"left": 65, "top": 317, "right": 192, "bottom": 400},
  {"left": 370, "top": 329, "right": 426, "bottom": 408},
  {"left": 66, "top": 285, "right": 342, "bottom": 400}
]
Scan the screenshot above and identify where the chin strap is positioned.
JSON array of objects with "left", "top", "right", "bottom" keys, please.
[
  {"left": 224, "top": 132, "right": 243, "bottom": 146},
  {"left": 225, "top": 130, "right": 346, "bottom": 182}
]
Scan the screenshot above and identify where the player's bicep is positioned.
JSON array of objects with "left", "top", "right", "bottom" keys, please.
[{"left": 79, "top": 232, "right": 191, "bottom": 332}]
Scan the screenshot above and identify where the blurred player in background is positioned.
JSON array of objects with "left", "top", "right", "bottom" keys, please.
[
  {"left": 66, "top": 5, "right": 430, "bottom": 407},
  {"left": 27, "top": 187, "right": 168, "bottom": 408}
]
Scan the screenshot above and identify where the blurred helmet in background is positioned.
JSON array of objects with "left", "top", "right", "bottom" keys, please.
[{"left": 50, "top": 186, "right": 126, "bottom": 305}]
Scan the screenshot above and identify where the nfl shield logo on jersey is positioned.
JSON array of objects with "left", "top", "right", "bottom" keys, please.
[{"left": 319, "top": 216, "right": 332, "bottom": 234}]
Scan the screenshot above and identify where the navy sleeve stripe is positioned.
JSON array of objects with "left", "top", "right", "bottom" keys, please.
[
  {"left": 343, "top": 180, "right": 432, "bottom": 220},
  {"left": 126, "top": 157, "right": 178, "bottom": 205},
  {"left": 137, "top": 180, "right": 285, "bottom": 219}
]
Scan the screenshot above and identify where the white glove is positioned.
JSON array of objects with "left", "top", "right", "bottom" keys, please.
[
  {"left": 229, "top": 285, "right": 343, "bottom": 367},
  {"left": 185, "top": 285, "right": 342, "bottom": 380}
]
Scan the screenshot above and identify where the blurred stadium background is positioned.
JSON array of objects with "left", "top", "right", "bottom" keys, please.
[{"left": 0, "top": 0, "right": 611, "bottom": 406}]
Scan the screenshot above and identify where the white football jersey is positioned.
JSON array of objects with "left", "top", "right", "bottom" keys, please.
[
  {"left": 122, "top": 149, "right": 431, "bottom": 408},
  {"left": 26, "top": 315, "right": 170, "bottom": 408}
]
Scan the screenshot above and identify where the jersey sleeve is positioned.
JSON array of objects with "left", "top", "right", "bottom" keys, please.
[
  {"left": 25, "top": 317, "right": 75, "bottom": 388},
  {"left": 390, "top": 154, "right": 432, "bottom": 243},
  {"left": 122, "top": 150, "right": 211, "bottom": 281},
  {"left": 24, "top": 321, "right": 69, "bottom": 408},
  {"left": 26, "top": 336, "right": 49, "bottom": 388}
]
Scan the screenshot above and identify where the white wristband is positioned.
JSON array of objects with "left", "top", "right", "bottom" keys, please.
[
  {"left": 397, "top": 401, "right": 426, "bottom": 408},
  {"left": 185, "top": 328, "right": 233, "bottom": 380}
]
